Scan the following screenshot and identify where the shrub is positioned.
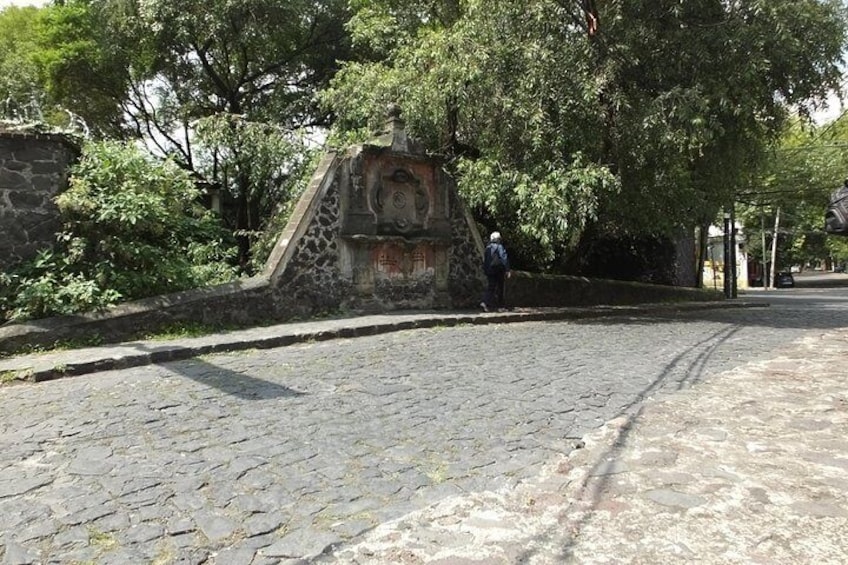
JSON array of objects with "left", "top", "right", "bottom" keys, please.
[{"left": 0, "top": 140, "right": 239, "bottom": 321}]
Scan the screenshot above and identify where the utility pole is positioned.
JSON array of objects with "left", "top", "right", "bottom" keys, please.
[
  {"left": 769, "top": 207, "right": 781, "bottom": 292},
  {"left": 761, "top": 211, "right": 768, "bottom": 289},
  {"left": 730, "top": 205, "right": 737, "bottom": 298},
  {"left": 723, "top": 210, "right": 732, "bottom": 299}
]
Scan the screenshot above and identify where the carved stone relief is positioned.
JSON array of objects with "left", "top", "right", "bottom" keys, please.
[{"left": 372, "top": 167, "right": 429, "bottom": 235}]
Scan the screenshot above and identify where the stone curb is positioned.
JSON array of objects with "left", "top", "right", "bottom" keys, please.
[{"left": 0, "top": 301, "right": 765, "bottom": 384}]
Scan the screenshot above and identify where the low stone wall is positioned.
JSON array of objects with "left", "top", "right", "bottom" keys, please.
[
  {"left": 0, "top": 271, "right": 721, "bottom": 355},
  {"left": 507, "top": 271, "right": 722, "bottom": 307},
  {"left": 0, "top": 131, "right": 79, "bottom": 271},
  {"left": 0, "top": 118, "right": 720, "bottom": 356},
  {"left": 0, "top": 277, "right": 277, "bottom": 355}
]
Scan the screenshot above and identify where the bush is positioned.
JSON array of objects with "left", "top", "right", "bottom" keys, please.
[{"left": 0, "top": 140, "right": 239, "bottom": 322}]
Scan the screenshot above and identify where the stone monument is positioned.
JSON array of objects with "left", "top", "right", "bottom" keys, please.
[{"left": 263, "top": 105, "right": 485, "bottom": 315}]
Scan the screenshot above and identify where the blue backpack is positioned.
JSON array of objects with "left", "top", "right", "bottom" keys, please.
[{"left": 488, "top": 244, "right": 505, "bottom": 271}]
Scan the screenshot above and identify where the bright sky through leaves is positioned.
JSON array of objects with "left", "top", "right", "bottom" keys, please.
[{"left": 0, "top": 0, "right": 47, "bottom": 6}]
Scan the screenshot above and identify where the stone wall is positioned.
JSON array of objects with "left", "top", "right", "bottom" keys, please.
[
  {"left": 0, "top": 114, "right": 721, "bottom": 356},
  {"left": 0, "top": 131, "right": 79, "bottom": 272},
  {"left": 0, "top": 115, "right": 488, "bottom": 353},
  {"left": 506, "top": 271, "right": 721, "bottom": 308}
]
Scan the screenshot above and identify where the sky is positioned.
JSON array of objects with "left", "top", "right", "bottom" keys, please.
[
  {"left": 813, "top": 92, "right": 846, "bottom": 125},
  {"left": 0, "top": 0, "right": 46, "bottom": 6}
]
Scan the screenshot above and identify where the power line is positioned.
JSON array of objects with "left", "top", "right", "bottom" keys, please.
[{"left": 776, "top": 143, "right": 848, "bottom": 151}]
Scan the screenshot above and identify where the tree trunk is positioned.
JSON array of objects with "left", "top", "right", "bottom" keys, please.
[
  {"left": 235, "top": 184, "right": 250, "bottom": 268},
  {"left": 695, "top": 222, "right": 710, "bottom": 289}
]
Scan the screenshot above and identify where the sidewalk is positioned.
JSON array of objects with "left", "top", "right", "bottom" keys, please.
[
  {"left": 0, "top": 301, "right": 757, "bottom": 384},
  {"left": 323, "top": 328, "right": 848, "bottom": 564}
]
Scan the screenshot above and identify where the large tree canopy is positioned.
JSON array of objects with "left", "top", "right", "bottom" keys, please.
[
  {"left": 5, "top": 0, "right": 846, "bottom": 278},
  {"left": 31, "top": 0, "right": 352, "bottom": 265},
  {"left": 325, "top": 0, "right": 847, "bottom": 270}
]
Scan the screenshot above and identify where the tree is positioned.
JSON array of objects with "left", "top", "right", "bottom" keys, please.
[
  {"left": 325, "top": 0, "right": 847, "bottom": 277},
  {"left": 34, "top": 0, "right": 138, "bottom": 135},
  {"left": 0, "top": 6, "right": 49, "bottom": 122},
  {"left": 36, "top": 0, "right": 353, "bottom": 265},
  {"left": 738, "top": 113, "right": 848, "bottom": 277},
  {"left": 127, "top": 0, "right": 353, "bottom": 264},
  {"left": 325, "top": 0, "right": 619, "bottom": 267}
]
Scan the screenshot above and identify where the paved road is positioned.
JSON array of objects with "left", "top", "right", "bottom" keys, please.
[{"left": 1, "top": 288, "right": 847, "bottom": 564}]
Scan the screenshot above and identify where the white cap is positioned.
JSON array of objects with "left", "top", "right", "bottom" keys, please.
[{"left": 490, "top": 231, "right": 501, "bottom": 242}]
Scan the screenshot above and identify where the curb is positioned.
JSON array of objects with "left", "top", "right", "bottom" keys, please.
[{"left": 1, "top": 301, "right": 766, "bottom": 384}]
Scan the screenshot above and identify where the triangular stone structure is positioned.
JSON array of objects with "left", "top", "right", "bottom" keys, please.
[{"left": 262, "top": 106, "right": 485, "bottom": 316}]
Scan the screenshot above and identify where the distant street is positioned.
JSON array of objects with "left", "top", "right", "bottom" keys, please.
[
  {"left": 1, "top": 287, "right": 848, "bottom": 563},
  {"left": 790, "top": 270, "right": 848, "bottom": 287}
]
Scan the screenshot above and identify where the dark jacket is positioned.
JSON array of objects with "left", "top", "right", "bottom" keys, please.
[{"left": 483, "top": 242, "right": 509, "bottom": 275}]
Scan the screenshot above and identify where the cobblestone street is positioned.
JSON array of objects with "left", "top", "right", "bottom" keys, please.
[{"left": 1, "top": 289, "right": 847, "bottom": 563}]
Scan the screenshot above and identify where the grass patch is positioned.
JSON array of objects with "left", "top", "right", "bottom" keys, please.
[
  {"left": 87, "top": 527, "right": 118, "bottom": 552},
  {"left": 138, "top": 321, "right": 233, "bottom": 341},
  {"left": 0, "top": 369, "right": 31, "bottom": 384}
]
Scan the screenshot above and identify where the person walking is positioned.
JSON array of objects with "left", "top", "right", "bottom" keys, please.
[{"left": 481, "top": 231, "right": 511, "bottom": 312}]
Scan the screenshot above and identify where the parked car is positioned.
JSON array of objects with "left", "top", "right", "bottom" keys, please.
[{"left": 775, "top": 272, "right": 795, "bottom": 288}]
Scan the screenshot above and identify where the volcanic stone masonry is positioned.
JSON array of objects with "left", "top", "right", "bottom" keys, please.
[{"left": 0, "top": 130, "right": 79, "bottom": 272}]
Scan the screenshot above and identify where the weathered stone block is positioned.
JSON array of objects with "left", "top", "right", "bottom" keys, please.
[
  {"left": 12, "top": 146, "right": 55, "bottom": 162},
  {"left": 5, "top": 160, "right": 28, "bottom": 172},
  {"left": 30, "top": 175, "right": 61, "bottom": 193},
  {"left": 0, "top": 169, "right": 28, "bottom": 189},
  {"left": 31, "top": 161, "right": 63, "bottom": 175},
  {"left": 8, "top": 189, "right": 47, "bottom": 208}
]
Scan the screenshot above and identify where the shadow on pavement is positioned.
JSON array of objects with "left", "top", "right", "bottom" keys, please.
[
  {"left": 514, "top": 323, "right": 745, "bottom": 563},
  {"left": 128, "top": 343, "right": 308, "bottom": 400},
  {"left": 551, "top": 289, "right": 848, "bottom": 333}
]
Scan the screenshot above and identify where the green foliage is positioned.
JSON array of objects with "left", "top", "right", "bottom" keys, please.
[
  {"left": 19, "top": 0, "right": 353, "bottom": 264},
  {"left": 0, "top": 141, "right": 239, "bottom": 322},
  {"left": 325, "top": 0, "right": 615, "bottom": 264},
  {"left": 32, "top": 0, "right": 137, "bottom": 135},
  {"left": 129, "top": 0, "right": 351, "bottom": 262},
  {"left": 0, "top": 6, "right": 48, "bottom": 122},
  {"left": 0, "top": 253, "right": 122, "bottom": 320},
  {"left": 458, "top": 154, "right": 618, "bottom": 266},
  {"left": 738, "top": 111, "right": 848, "bottom": 272},
  {"left": 6, "top": 0, "right": 846, "bottom": 282},
  {"left": 326, "top": 0, "right": 848, "bottom": 273},
  {"left": 139, "top": 0, "right": 351, "bottom": 124},
  {"left": 193, "top": 114, "right": 318, "bottom": 264}
]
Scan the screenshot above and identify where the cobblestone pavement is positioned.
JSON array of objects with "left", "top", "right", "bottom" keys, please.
[
  {"left": 1, "top": 289, "right": 847, "bottom": 564},
  {"left": 329, "top": 316, "right": 848, "bottom": 564}
]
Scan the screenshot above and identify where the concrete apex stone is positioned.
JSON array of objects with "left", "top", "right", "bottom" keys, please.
[
  {"left": 386, "top": 102, "right": 402, "bottom": 119},
  {"left": 368, "top": 103, "right": 424, "bottom": 155}
]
